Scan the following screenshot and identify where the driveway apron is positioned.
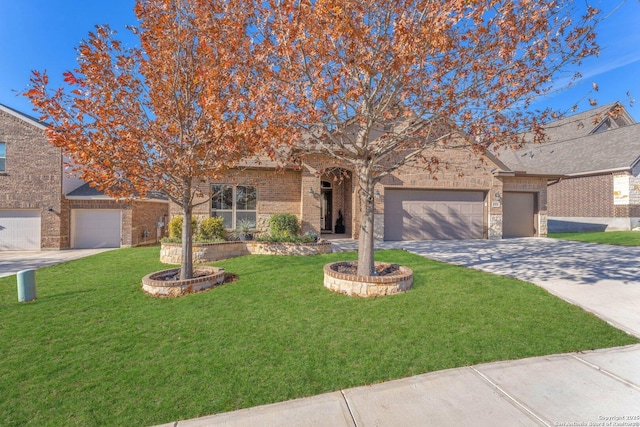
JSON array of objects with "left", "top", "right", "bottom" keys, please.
[
  {"left": 0, "top": 249, "right": 113, "bottom": 278},
  {"left": 388, "top": 237, "right": 640, "bottom": 338}
]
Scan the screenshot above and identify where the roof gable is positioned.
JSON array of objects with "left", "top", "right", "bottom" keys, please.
[{"left": 0, "top": 103, "right": 48, "bottom": 130}]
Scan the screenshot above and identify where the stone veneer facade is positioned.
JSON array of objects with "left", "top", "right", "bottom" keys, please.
[
  {"left": 160, "top": 240, "right": 333, "bottom": 264},
  {"left": 168, "top": 148, "right": 549, "bottom": 241}
]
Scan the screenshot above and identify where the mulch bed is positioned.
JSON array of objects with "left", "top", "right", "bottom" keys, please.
[
  {"left": 331, "top": 261, "right": 402, "bottom": 277},
  {"left": 152, "top": 268, "right": 214, "bottom": 281}
]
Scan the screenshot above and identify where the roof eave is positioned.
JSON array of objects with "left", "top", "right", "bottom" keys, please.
[{"left": 493, "top": 170, "right": 566, "bottom": 179}]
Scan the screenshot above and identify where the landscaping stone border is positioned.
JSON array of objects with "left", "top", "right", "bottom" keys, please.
[
  {"left": 142, "top": 266, "right": 225, "bottom": 297},
  {"left": 323, "top": 261, "right": 413, "bottom": 297},
  {"left": 160, "top": 240, "right": 332, "bottom": 264}
]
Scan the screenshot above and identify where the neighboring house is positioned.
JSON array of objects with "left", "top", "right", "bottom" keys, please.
[
  {"left": 497, "top": 102, "right": 640, "bottom": 232},
  {"left": 0, "top": 103, "right": 168, "bottom": 250},
  {"left": 173, "top": 134, "right": 552, "bottom": 241}
]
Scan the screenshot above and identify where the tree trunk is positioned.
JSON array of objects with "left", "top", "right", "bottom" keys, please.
[
  {"left": 356, "top": 166, "right": 376, "bottom": 277},
  {"left": 180, "top": 188, "right": 194, "bottom": 280}
]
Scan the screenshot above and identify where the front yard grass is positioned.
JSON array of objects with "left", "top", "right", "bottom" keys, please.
[
  {"left": 549, "top": 231, "right": 640, "bottom": 246},
  {"left": 1, "top": 247, "right": 637, "bottom": 426}
]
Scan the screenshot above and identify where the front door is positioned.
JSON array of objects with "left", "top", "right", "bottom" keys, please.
[{"left": 321, "top": 188, "right": 332, "bottom": 231}]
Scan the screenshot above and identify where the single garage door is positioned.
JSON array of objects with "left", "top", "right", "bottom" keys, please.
[
  {"left": 502, "top": 192, "right": 536, "bottom": 237},
  {"left": 72, "top": 209, "right": 121, "bottom": 248},
  {"left": 0, "top": 210, "right": 41, "bottom": 250},
  {"left": 384, "top": 189, "right": 485, "bottom": 240}
]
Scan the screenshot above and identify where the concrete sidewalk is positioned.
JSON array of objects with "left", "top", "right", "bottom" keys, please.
[{"left": 157, "top": 344, "right": 640, "bottom": 426}]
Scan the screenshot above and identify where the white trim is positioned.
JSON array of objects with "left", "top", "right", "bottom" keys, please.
[{"left": 211, "top": 184, "right": 257, "bottom": 229}]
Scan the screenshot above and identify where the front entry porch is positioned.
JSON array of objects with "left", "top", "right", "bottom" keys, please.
[{"left": 300, "top": 163, "right": 355, "bottom": 238}]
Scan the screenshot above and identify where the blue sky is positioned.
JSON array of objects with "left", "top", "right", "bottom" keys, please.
[{"left": 1, "top": 0, "right": 639, "bottom": 120}]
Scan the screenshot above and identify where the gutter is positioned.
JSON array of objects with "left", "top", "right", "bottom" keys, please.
[
  {"left": 564, "top": 167, "right": 631, "bottom": 178},
  {"left": 491, "top": 169, "right": 565, "bottom": 180}
]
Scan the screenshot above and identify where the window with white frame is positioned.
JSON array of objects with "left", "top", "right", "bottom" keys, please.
[
  {"left": 0, "top": 142, "right": 5, "bottom": 172},
  {"left": 211, "top": 184, "right": 257, "bottom": 229}
]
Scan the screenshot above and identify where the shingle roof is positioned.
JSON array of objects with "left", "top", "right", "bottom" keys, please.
[
  {"left": 533, "top": 102, "right": 622, "bottom": 143},
  {"left": 66, "top": 182, "right": 168, "bottom": 201},
  {"left": 66, "top": 183, "right": 109, "bottom": 198},
  {"left": 496, "top": 122, "right": 640, "bottom": 176}
]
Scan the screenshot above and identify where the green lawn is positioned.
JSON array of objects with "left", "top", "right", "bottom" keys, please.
[
  {"left": 0, "top": 248, "right": 636, "bottom": 426},
  {"left": 549, "top": 231, "right": 640, "bottom": 246}
]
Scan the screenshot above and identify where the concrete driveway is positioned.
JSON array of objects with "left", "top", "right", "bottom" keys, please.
[
  {"left": 379, "top": 237, "right": 640, "bottom": 338},
  {"left": 0, "top": 249, "right": 114, "bottom": 278}
]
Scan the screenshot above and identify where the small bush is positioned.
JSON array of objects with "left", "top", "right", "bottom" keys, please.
[
  {"left": 160, "top": 236, "right": 182, "bottom": 244},
  {"left": 198, "top": 217, "right": 226, "bottom": 241},
  {"left": 228, "top": 218, "right": 255, "bottom": 241},
  {"left": 168, "top": 215, "right": 198, "bottom": 239},
  {"left": 255, "top": 234, "right": 317, "bottom": 243},
  {"left": 269, "top": 213, "right": 300, "bottom": 238}
]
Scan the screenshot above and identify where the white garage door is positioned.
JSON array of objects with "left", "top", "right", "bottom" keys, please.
[
  {"left": 72, "top": 209, "right": 121, "bottom": 248},
  {"left": 384, "top": 189, "right": 485, "bottom": 241},
  {"left": 0, "top": 210, "right": 41, "bottom": 250}
]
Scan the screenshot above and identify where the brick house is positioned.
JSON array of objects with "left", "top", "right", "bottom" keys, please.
[
  {"left": 497, "top": 102, "right": 640, "bottom": 232},
  {"left": 174, "top": 137, "right": 550, "bottom": 241},
  {"left": 0, "top": 103, "right": 168, "bottom": 250}
]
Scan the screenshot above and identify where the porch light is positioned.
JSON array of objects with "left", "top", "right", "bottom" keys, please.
[
  {"left": 374, "top": 190, "right": 381, "bottom": 199},
  {"left": 308, "top": 188, "right": 315, "bottom": 196},
  {"left": 494, "top": 192, "right": 501, "bottom": 200}
]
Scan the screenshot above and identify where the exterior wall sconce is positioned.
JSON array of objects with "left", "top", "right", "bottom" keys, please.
[
  {"left": 494, "top": 192, "right": 501, "bottom": 200},
  {"left": 308, "top": 188, "right": 315, "bottom": 196},
  {"left": 374, "top": 190, "right": 381, "bottom": 199}
]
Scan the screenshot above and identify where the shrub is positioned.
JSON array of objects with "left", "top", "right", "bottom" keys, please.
[
  {"left": 255, "top": 234, "right": 316, "bottom": 243},
  {"left": 168, "top": 215, "right": 197, "bottom": 239},
  {"left": 269, "top": 213, "right": 300, "bottom": 238},
  {"left": 231, "top": 218, "right": 255, "bottom": 241},
  {"left": 198, "top": 217, "right": 226, "bottom": 241}
]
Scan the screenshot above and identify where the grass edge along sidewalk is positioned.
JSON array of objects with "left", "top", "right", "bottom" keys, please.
[
  {"left": 549, "top": 230, "right": 640, "bottom": 246},
  {"left": 1, "top": 247, "right": 637, "bottom": 426}
]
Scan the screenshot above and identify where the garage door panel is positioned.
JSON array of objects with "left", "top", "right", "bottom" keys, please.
[
  {"left": 503, "top": 192, "right": 535, "bottom": 238},
  {"left": 0, "top": 210, "right": 41, "bottom": 250},
  {"left": 72, "top": 210, "right": 121, "bottom": 248},
  {"left": 384, "top": 190, "right": 485, "bottom": 241}
]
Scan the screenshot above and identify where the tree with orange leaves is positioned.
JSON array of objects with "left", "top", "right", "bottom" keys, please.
[
  {"left": 254, "top": 0, "right": 600, "bottom": 276},
  {"left": 26, "top": 0, "right": 274, "bottom": 279}
]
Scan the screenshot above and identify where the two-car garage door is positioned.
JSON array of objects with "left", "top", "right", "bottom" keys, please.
[
  {"left": 0, "top": 210, "right": 41, "bottom": 250},
  {"left": 384, "top": 190, "right": 485, "bottom": 240}
]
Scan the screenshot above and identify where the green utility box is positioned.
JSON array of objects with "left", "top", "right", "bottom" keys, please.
[{"left": 17, "top": 269, "right": 36, "bottom": 302}]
